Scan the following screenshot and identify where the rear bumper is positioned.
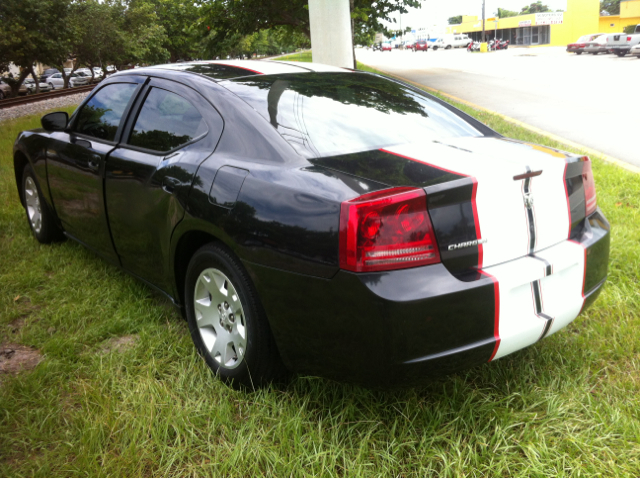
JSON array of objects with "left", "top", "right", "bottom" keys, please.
[{"left": 246, "top": 210, "right": 609, "bottom": 385}]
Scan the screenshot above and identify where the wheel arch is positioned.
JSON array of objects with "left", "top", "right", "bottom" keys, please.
[
  {"left": 171, "top": 225, "right": 239, "bottom": 317},
  {"left": 14, "top": 150, "right": 30, "bottom": 207}
]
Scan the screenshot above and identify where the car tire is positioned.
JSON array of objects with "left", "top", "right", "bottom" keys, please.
[
  {"left": 21, "top": 164, "right": 65, "bottom": 244},
  {"left": 576, "top": 52, "right": 582, "bottom": 55},
  {"left": 184, "top": 242, "right": 288, "bottom": 390},
  {"left": 446, "top": 45, "right": 452, "bottom": 50},
  {"left": 48, "top": 82, "right": 54, "bottom": 90},
  {"left": 616, "top": 52, "right": 626, "bottom": 57},
  {"left": 0, "top": 90, "right": 4, "bottom": 100}
]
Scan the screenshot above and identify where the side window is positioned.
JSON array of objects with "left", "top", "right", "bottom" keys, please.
[
  {"left": 128, "top": 87, "right": 206, "bottom": 152},
  {"left": 74, "top": 83, "right": 138, "bottom": 141}
]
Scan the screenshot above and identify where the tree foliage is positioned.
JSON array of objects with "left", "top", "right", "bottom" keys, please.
[
  {"left": 496, "top": 8, "right": 519, "bottom": 18},
  {"left": 202, "top": 0, "right": 420, "bottom": 46},
  {"left": 448, "top": 15, "right": 463, "bottom": 25},
  {"left": 600, "top": 0, "right": 620, "bottom": 15},
  {"left": 520, "top": 2, "right": 552, "bottom": 14}
]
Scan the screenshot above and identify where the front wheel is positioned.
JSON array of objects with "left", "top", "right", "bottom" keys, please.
[
  {"left": 48, "top": 82, "right": 54, "bottom": 90},
  {"left": 184, "top": 243, "right": 287, "bottom": 389},
  {"left": 21, "top": 164, "right": 64, "bottom": 243}
]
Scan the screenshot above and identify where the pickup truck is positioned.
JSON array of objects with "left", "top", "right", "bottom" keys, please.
[{"left": 608, "top": 24, "right": 640, "bottom": 56}]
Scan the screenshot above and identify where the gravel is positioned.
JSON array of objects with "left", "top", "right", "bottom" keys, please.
[{"left": 0, "top": 92, "right": 90, "bottom": 123}]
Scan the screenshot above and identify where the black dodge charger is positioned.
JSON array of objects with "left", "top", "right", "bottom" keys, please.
[{"left": 13, "top": 60, "right": 610, "bottom": 388}]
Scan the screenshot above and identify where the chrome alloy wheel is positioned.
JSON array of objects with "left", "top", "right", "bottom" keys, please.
[
  {"left": 193, "top": 268, "right": 247, "bottom": 369},
  {"left": 24, "top": 177, "right": 42, "bottom": 234}
]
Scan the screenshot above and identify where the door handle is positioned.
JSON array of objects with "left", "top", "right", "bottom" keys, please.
[
  {"left": 162, "top": 176, "right": 179, "bottom": 193},
  {"left": 88, "top": 154, "right": 100, "bottom": 171}
]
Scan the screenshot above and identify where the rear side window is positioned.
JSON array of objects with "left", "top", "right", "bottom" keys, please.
[
  {"left": 74, "top": 83, "right": 138, "bottom": 141},
  {"left": 223, "top": 72, "right": 482, "bottom": 158},
  {"left": 128, "top": 88, "right": 206, "bottom": 152}
]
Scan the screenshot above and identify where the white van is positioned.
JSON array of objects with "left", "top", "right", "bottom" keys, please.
[{"left": 433, "top": 34, "right": 471, "bottom": 50}]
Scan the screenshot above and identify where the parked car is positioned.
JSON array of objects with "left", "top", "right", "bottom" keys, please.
[
  {"left": 13, "top": 60, "right": 610, "bottom": 389},
  {"left": 70, "top": 72, "right": 91, "bottom": 87},
  {"left": 608, "top": 25, "right": 640, "bottom": 56},
  {"left": 381, "top": 42, "right": 392, "bottom": 52},
  {"left": 583, "top": 34, "right": 608, "bottom": 54},
  {"left": 567, "top": 33, "right": 603, "bottom": 54},
  {"left": 23, "top": 78, "right": 52, "bottom": 94},
  {"left": 39, "top": 68, "right": 60, "bottom": 83},
  {"left": 0, "top": 77, "right": 28, "bottom": 99},
  {"left": 414, "top": 39, "right": 429, "bottom": 52},
  {"left": 92, "top": 67, "right": 104, "bottom": 79},
  {"left": 46, "top": 72, "right": 65, "bottom": 89},
  {"left": 433, "top": 34, "right": 471, "bottom": 50}
]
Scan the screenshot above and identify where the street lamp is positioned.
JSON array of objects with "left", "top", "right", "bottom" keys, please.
[{"left": 482, "top": 0, "right": 485, "bottom": 42}]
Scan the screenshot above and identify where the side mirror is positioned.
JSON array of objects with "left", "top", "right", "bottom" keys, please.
[{"left": 41, "top": 112, "right": 68, "bottom": 131}]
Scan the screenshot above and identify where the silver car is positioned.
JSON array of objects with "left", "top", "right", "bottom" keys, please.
[
  {"left": 584, "top": 34, "right": 609, "bottom": 54},
  {"left": 47, "top": 72, "right": 90, "bottom": 89},
  {"left": 23, "top": 78, "right": 52, "bottom": 94}
]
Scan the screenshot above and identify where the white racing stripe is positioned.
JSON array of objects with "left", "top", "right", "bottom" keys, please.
[
  {"left": 383, "top": 138, "right": 585, "bottom": 360},
  {"left": 484, "top": 240, "right": 585, "bottom": 360}
]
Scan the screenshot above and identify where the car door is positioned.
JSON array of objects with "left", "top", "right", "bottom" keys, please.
[
  {"left": 46, "top": 78, "right": 145, "bottom": 262},
  {"left": 104, "top": 78, "right": 223, "bottom": 292}
]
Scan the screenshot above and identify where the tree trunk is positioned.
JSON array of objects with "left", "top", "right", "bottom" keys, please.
[
  {"left": 29, "top": 65, "right": 40, "bottom": 94},
  {"left": 10, "top": 69, "right": 30, "bottom": 97}
]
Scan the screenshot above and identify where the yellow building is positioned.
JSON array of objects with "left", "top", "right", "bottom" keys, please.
[{"left": 445, "top": 0, "right": 640, "bottom": 46}]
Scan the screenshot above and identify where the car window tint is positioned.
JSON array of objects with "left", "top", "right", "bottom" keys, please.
[
  {"left": 223, "top": 72, "right": 482, "bottom": 158},
  {"left": 74, "top": 83, "right": 138, "bottom": 142},
  {"left": 128, "top": 88, "right": 206, "bottom": 152}
]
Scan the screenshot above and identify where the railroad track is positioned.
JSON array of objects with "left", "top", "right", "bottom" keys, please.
[{"left": 0, "top": 84, "right": 96, "bottom": 109}]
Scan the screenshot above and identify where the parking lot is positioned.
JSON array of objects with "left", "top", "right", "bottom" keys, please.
[{"left": 357, "top": 46, "right": 639, "bottom": 168}]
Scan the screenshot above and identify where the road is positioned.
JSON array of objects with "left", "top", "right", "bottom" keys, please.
[{"left": 356, "top": 46, "right": 639, "bottom": 168}]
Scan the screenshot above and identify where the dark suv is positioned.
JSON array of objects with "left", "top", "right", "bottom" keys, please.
[
  {"left": 40, "top": 68, "right": 60, "bottom": 83},
  {"left": 415, "top": 39, "right": 429, "bottom": 52}
]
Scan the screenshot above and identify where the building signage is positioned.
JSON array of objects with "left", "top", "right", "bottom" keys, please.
[
  {"left": 519, "top": 20, "right": 532, "bottom": 27},
  {"left": 536, "top": 12, "right": 564, "bottom": 25}
]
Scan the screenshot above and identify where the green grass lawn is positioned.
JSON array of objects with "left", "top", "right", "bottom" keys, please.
[{"left": 1, "top": 71, "right": 640, "bottom": 476}]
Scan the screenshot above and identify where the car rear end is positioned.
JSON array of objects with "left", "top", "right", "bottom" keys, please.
[
  {"left": 220, "top": 70, "right": 610, "bottom": 384},
  {"left": 415, "top": 40, "right": 429, "bottom": 52}
]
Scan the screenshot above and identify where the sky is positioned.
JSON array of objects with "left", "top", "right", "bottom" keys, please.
[{"left": 384, "top": 0, "right": 568, "bottom": 32}]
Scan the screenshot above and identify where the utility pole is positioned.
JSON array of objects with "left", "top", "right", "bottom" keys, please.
[{"left": 482, "top": 0, "right": 486, "bottom": 42}]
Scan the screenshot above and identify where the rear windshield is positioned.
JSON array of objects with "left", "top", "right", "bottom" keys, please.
[{"left": 222, "top": 72, "right": 482, "bottom": 158}]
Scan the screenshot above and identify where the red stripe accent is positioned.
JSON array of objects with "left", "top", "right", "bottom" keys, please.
[
  {"left": 379, "top": 148, "right": 470, "bottom": 178},
  {"left": 208, "top": 62, "right": 263, "bottom": 75},
  {"left": 471, "top": 179, "right": 483, "bottom": 268},
  {"left": 563, "top": 161, "right": 571, "bottom": 239},
  {"left": 380, "top": 148, "right": 484, "bottom": 268},
  {"left": 479, "top": 269, "right": 500, "bottom": 361}
]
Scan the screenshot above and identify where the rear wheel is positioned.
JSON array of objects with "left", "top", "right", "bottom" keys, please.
[
  {"left": 21, "top": 164, "right": 64, "bottom": 243},
  {"left": 616, "top": 51, "right": 626, "bottom": 57},
  {"left": 184, "top": 243, "right": 287, "bottom": 389},
  {"left": 0, "top": 90, "right": 4, "bottom": 100},
  {"left": 576, "top": 52, "right": 582, "bottom": 55}
]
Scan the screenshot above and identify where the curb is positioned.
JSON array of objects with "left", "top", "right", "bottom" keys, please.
[{"left": 385, "top": 71, "right": 640, "bottom": 175}]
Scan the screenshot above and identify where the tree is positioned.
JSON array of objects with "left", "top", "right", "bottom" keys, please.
[
  {"left": 145, "top": 0, "right": 203, "bottom": 62},
  {"left": 600, "top": 0, "right": 620, "bottom": 15},
  {"left": 448, "top": 15, "right": 463, "bottom": 25},
  {"left": 520, "top": 2, "right": 551, "bottom": 14},
  {"left": 201, "top": 0, "right": 420, "bottom": 59},
  {"left": 0, "top": 0, "right": 72, "bottom": 96},
  {"left": 496, "top": 8, "right": 519, "bottom": 18}
]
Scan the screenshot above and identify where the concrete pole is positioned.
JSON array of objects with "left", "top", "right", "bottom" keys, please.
[
  {"left": 308, "top": 0, "right": 354, "bottom": 68},
  {"left": 482, "top": 0, "right": 486, "bottom": 42}
]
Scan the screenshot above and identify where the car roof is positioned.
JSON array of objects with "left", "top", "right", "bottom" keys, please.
[{"left": 142, "top": 59, "right": 350, "bottom": 81}]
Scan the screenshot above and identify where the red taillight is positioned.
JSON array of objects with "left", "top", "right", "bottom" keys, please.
[
  {"left": 628, "top": 36, "right": 632, "bottom": 42},
  {"left": 339, "top": 187, "right": 440, "bottom": 273},
  {"left": 582, "top": 157, "right": 597, "bottom": 216}
]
